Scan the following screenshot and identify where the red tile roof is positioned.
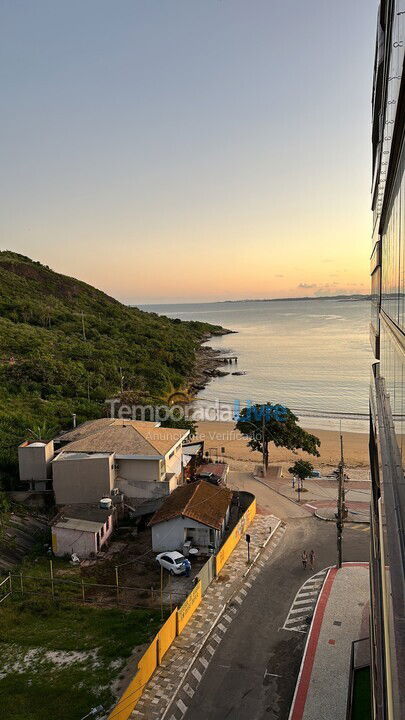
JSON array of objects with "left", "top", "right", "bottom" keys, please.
[{"left": 149, "top": 481, "right": 233, "bottom": 530}]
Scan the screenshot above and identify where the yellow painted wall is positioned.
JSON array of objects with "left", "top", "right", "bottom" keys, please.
[
  {"left": 158, "top": 609, "right": 177, "bottom": 664},
  {"left": 215, "top": 499, "right": 256, "bottom": 574},
  {"left": 107, "top": 638, "right": 158, "bottom": 720},
  {"left": 177, "top": 580, "right": 202, "bottom": 634}
]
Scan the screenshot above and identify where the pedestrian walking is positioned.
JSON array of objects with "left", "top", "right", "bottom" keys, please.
[
  {"left": 309, "top": 549, "right": 315, "bottom": 570},
  {"left": 292, "top": 476, "right": 295, "bottom": 489},
  {"left": 183, "top": 558, "right": 191, "bottom": 577},
  {"left": 301, "top": 550, "right": 308, "bottom": 570}
]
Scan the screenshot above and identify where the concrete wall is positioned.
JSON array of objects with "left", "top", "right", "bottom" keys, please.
[
  {"left": 164, "top": 444, "right": 183, "bottom": 479},
  {"left": 151, "top": 517, "right": 215, "bottom": 553},
  {"left": 117, "top": 458, "right": 160, "bottom": 482},
  {"left": 52, "top": 514, "right": 114, "bottom": 558},
  {"left": 116, "top": 476, "right": 172, "bottom": 501},
  {"left": 18, "top": 441, "right": 55, "bottom": 482},
  {"left": 52, "top": 454, "right": 115, "bottom": 505}
]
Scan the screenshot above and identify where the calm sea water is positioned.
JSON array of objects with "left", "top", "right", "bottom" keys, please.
[{"left": 140, "top": 299, "right": 371, "bottom": 432}]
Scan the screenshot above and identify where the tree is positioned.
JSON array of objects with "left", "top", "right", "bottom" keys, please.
[
  {"left": 235, "top": 403, "right": 320, "bottom": 471},
  {"left": 288, "top": 459, "right": 314, "bottom": 487}
]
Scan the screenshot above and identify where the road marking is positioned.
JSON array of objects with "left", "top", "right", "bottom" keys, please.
[
  {"left": 192, "top": 668, "right": 202, "bottom": 682},
  {"left": 177, "top": 698, "right": 187, "bottom": 714},
  {"left": 282, "top": 567, "right": 330, "bottom": 633},
  {"left": 264, "top": 670, "right": 282, "bottom": 678},
  {"left": 297, "top": 591, "right": 318, "bottom": 598},
  {"left": 285, "top": 615, "right": 308, "bottom": 625}
]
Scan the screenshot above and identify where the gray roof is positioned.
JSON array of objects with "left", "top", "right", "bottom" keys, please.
[{"left": 59, "top": 419, "right": 189, "bottom": 457}]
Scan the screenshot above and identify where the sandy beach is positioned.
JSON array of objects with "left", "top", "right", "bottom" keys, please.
[{"left": 194, "top": 420, "right": 369, "bottom": 473}]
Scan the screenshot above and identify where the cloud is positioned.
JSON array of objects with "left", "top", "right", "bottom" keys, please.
[{"left": 298, "top": 282, "right": 317, "bottom": 289}]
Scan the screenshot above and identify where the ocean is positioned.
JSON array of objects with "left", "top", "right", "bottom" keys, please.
[{"left": 140, "top": 299, "right": 371, "bottom": 433}]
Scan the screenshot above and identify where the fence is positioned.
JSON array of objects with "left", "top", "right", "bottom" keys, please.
[
  {"left": 196, "top": 555, "right": 215, "bottom": 595},
  {"left": 0, "top": 575, "right": 11, "bottom": 604},
  {"left": 108, "top": 496, "right": 256, "bottom": 720},
  {"left": 6, "top": 571, "right": 157, "bottom": 606}
]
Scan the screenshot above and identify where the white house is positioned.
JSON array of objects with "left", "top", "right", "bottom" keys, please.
[
  {"left": 150, "top": 480, "right": 233, "bottom": 554},
  {"left": 51, "top": 505, "right": 115, "bottom": 558},
  {"left": 19, "top": 419, "right": 190, "bottom": 506}
]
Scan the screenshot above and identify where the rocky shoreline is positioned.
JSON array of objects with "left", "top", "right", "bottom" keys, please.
[{"left": 187, "top": 329, "right": 237, "bottom": 395}]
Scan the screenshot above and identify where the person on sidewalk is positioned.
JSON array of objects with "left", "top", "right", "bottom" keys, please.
[
  {"left": 292, "top": 476, "right": 295, "bottom": 489},
  {"left": 301, "top": 550, "right": 308, "bottom": 570},
  {"left": 309, "top": 549, "right": 315, "bottom": 570}
]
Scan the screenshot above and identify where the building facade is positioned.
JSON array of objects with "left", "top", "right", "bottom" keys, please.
[
  {"left": 369, "top": 3, "right": 405, "bottom": 719},
  {"left": 19, "top": 419, "right": 190, "bottom": 506},
  {"left": 150, "top": 481, "right": 232, "bottom": 554}
]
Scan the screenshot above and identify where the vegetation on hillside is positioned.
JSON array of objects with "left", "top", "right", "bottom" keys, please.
[{"left": 0, "top": 251, "right": 225, "bottom": 483}]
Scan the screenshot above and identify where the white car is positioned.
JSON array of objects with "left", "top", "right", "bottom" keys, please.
[{"left": 156, "top": 551, "right": 187, "bottom": 575}]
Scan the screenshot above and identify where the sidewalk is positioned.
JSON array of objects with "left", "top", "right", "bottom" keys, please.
[
  {"left": 263, "top": 473, "right": 370, "bottom": 523},
  {"left": 289, "top": 563, "right": 370, "bottom": 720},
  {"left": 127, "top": 512, "right": 283, "bottom": 720}
]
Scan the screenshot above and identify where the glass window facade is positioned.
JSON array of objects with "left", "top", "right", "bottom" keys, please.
[
  {"left": 381, "top": 138, "right": 405, "bottom": 330},
  {"left": 380, "top": 321, "right": 405, "bottom": 469}
]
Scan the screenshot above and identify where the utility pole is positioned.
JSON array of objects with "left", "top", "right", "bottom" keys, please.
[
  {"left": 336, "top": 424, "right": 346, "bottom": 569},
  {"left": 81, "top": 311, "right": 87, "bottom": 341}
]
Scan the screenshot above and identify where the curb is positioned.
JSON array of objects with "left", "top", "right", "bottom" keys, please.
[
  {"left": 160, "top": 603, "right": 227, "bottom": 720},
  {"left": 253, "top": 475, "right": 312, "bottom": 514},
  {"left": 314, "top": 511, "right": 370, "bottom": 525},
  {"left": 161, "top": 518, "right": 282, "bottom": 720}
]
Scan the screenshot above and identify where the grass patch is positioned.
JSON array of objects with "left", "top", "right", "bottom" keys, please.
[{"left": 0, "top": 595, "right": 162, "bottom": 719}]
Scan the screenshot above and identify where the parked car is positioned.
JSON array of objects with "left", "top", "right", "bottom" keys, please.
[{"left": 156, "top": 551, "right": 187, "bottom": 575}]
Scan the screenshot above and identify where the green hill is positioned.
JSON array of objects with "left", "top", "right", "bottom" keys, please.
[{"left": 0, "top": 251, "right": 225, "bottom": 482}]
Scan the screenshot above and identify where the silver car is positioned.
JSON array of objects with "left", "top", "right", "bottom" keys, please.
[{"left": 156, "top": 551, "right": 187, "bottom": 575}]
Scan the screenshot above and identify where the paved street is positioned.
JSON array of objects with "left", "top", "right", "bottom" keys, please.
[{"left": 179, "top": 487, "right": 369, "bottom": 720}]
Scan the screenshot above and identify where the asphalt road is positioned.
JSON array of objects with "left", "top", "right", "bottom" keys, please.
[{"left": 182, "top": 516, "right": 370, "bottom": 720}]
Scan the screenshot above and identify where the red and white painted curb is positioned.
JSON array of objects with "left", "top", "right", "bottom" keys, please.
[{"left": 288, "top": 562, "right": 369, "bottom": 720}]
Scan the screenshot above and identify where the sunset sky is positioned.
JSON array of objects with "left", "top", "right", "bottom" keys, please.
[{"left": 0, "top": 0, "right": 377, "bottom": 303}]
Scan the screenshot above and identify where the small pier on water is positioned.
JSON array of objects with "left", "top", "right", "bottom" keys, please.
[{"left": 218, "top": 355, "right": 238, "bottom": 364}]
